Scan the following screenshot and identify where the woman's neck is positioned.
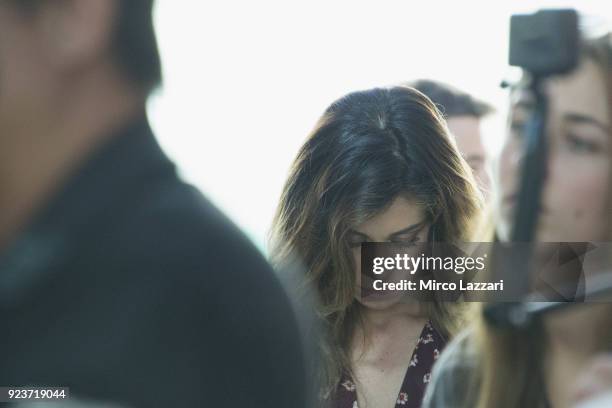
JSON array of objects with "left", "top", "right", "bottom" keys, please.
[
  {"left": 545, "top": 339, "right": 593, "bottom": 408},
  {"left": 544, "top": 304, "right": 611, "bottom": 408},
  {"left": 361, "top": 301, "right": 426, "bottom": 331},
  {"left": 351, "top": 302, "right": 427, "bottom": 364}
]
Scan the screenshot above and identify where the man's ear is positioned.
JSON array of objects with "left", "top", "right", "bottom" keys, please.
[{"left": 36, "top": 0, "right": 118, "bottom": 74}]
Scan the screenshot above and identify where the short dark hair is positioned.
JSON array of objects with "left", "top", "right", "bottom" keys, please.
[
  {"left": 9, "top": 0, "right": 162, "bottom": 94},
  {"left": 408, "top": 79, "right": 494, "bottom": 119}
]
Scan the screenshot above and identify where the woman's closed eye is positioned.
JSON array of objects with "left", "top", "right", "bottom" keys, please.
[
  {"left": 347, "top": 235, "right": 419, "bottom": 247},
  {"left": 564, "top": 132, "right": 603, "bottom": 154},
  {"left": 347, "top": 233, "right": 369, "bottom": 248},
  {"left": 389, "top": 235, "right": 420, "bottom": 246},
  {"left": 348, "top": 239, "right": 367, "bottom": 248}
]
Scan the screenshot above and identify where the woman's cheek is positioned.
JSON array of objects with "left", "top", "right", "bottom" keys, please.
[{"left": 543, "top": 158, "right": 610, "bottom": 240}]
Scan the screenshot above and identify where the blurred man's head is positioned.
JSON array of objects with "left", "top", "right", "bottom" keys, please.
[
  {"left": 410, "top": 80, "right": 494, "bottom": 196},
  {"left": 0, "top": 0, "right": 160, "bottom": 139},
  {"left": 0, "top": 0, "right": 161, "bottom": 245}
]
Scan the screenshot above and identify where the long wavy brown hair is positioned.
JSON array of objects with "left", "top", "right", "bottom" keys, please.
[
  {"left": 472, "top": 35, "right": 612, "bottom": 408},
  {"left": 269, "top": 86, "right": 483, "bottom": 400}
]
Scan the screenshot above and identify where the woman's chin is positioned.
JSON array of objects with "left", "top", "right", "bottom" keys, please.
[{"left": 354, "top": 291, "right": 407, "bottom": 310}]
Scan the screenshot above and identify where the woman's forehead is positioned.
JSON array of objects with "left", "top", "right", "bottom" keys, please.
[
  {"left": 350, "top": 196, "right": 426, "bottom": 238},
  {"left": 511, "top": 58, "right": 610, "bottom": 129},
  {"left": 547, "top": 58, "right": 610, "bottom": 128}
]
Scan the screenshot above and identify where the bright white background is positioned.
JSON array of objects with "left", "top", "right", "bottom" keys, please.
[{"left": 148, "top": 0, "right": 610, "bottom": 251}]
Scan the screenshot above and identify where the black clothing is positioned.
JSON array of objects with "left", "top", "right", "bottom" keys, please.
[{"left": 0, "top": 117, "right": 306, "bottom": 407}]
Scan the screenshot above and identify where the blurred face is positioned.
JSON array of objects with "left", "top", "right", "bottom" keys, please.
[
  {"left": 497, "top": 58, "right": 611, "bottom": 242},
  {"left": 347, "top": 196, "right": 429, "bottom": 310},
  {"left": 0, "top": 3, "right": 49, "bottom": 139},
  {"left": 0, "top": 1, "right": 118, "bottom": 142},
  {"left": 447, "top": 115, "right": 491, "bottom": 195}
]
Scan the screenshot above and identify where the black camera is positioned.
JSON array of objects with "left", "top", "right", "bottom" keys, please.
[
  {"left": 509, "top": 9, "right": 579, "bottom": 76},
  {"left": 485, "top": 9, "right": 582, "bottom": 327}
]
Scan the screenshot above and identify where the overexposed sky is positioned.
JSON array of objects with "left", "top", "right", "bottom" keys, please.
[{"left": 148, "top": 0, "right": 611, "bottom": 251}]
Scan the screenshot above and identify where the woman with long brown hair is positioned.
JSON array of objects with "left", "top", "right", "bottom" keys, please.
[
  {"left": 270, "top": 86, "right": 482, "bottom": 407},
  {"left": 423, "top": 33, "right": 612, "bottom": 408}
]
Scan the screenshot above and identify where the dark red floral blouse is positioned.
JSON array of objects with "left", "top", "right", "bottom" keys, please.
[{"left": 334, "top": 321, "right": 446, "bottom": 408}]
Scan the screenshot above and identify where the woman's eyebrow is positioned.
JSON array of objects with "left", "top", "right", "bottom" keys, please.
[
  {"left": 348, "top": 220, "right": 427, "bottom": 242},
  {"left": 387, "top": 221, "right": 427, "bottom": 240},
  {"left": 347, "top": 230, "right": 370, "bottom": 240},
  {"left": 564, "top": 113, "right": 610, "bottom": 134}
]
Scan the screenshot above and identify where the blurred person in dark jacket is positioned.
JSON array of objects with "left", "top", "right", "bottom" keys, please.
[{"left": 0, "top": 1, "right": 307, "bottom": 407}]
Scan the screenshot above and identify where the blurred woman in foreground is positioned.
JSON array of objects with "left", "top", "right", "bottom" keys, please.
[
  {"left": 271, "top": 86, "right": 482, "bottom": 407},
  {"left": 424, "top": 34, "right": 612, "bottom": 408}
]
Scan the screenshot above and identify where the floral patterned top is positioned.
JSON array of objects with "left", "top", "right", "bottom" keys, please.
[{"left": 335, "top": 321, "right": 446, "bottom": 408}]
